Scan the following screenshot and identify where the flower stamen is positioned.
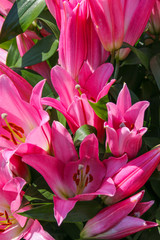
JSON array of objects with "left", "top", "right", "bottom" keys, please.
[
  {"left": 1, "top": 113, "right": 26, "bottom": 145},
  {"left": 73, "top": 164, "right": 93, "bottom": 195}
]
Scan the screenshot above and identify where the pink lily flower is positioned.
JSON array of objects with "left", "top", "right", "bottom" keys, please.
[
  {"left": 0, "top": 150, "right": 30, "bottom": 185},
  {"left": 104, "top": 145, "right": 160, "bottom": 205},
  {"left": 85, "top": 15, "right": 110, "bottom": 71},
  {"left": 119, "top": 0, "right": 156, "bottom": 60},
  {"left": 22, "top": 121, "right": 116, "bottom": 226},
  {"left": 0, "top": 0, "right": 13, "bottom": 16},
  {"left": 0, "top": 176, "right": 54, "bottom": 239},
  {"left": 0, "top": 0, "right": 51, "bottom": 84},
  {"left": 58, "top": 0, "right": 87, "bottom": 80},
  {"left": 0, "top": 62, "right": 33, "bottom": 102},
  {"left": 80, "top": 191, "right": 158, "bottom": 239},
  {"left": 0, "top": 74, "right": 51, "bottom": 153},
  {"left": 149, "top": 0, "right": 160, "bottom": 35},
  {"left": 45, "top": 0, "right": 85, "bottom": 30},
  {"left": 46, "top": 0, "right": 109, "bottom": 77},
  {"left": 88, "top": 0, "right": 156, "bottom": 59},
  {"left": 104, "top": 83, "right": 149, "bottom": 159},
  {"left": 88, "top": 0, "right": 124, "bottom": 52},
  {"left": 42, "top": 63, "right": 115, "bottom": 141}
]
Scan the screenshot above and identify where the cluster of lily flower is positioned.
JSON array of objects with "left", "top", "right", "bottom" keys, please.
[{"left": 0, "top": 0, "right": 160, "bottom": 239}]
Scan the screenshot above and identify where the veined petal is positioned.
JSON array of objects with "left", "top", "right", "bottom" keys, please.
[
  {"left": 22, "top": 154, "right": 70, "bottom": 199},
  {"left": 52, "top": 121, "right": 78, "bottom": 163},
  {"left": 79, "top": 134, "right": 99, "bottom": 160},
  {"left": 96, "top": 216, "right": 158, "bottom": 239},
  {"left": 104, "top": 154, "right": 128, "bottom": 178},
  {"left": 0, "top": 62, "right": 32, "bottom": 102},
  {"left": 81, "top": 191, "right": 144, "bottom": 238},
  {"left": 53, "top": 197, "right": 77, "bottom": 226},
  {"left": 83, "top": 63, "right": 114, "bottom": 100},
  {"left": 119, "top": 0, "right": 156, "bottom": 59},
  {"left": 24, "top": 219, "right": 55, "bottom": 240},
  {"left": 117, "top": 83, "right": 131, "bottom": 115},
  {"left": 41, "top": 97, "right": 79, "bottom": 133},
  {"left": 105, "top": 146, "right": 160, "bottom": 204},
  {"left": 88, "top": 0, "right": 124, "bottom": 51},
  {"left": 51, "top": 66, "right": 78, "bottom": 108},
  {"left": 97, "top": 79, "right": 116, "bottom": 101},
  {"left": 67, "top": 94, "right": 94, "bottom": 127},
  {"left": 125, "top": 101, "right": 149, "bottom": 129},
  {"left": 0, "top": 48, "right": 7, "bottom": 64},
  {"left": 0, "top": 0, "right": 12, "bottom": 16}
]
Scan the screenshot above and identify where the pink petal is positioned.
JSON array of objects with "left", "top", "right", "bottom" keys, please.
[
  {"left": 97, "top": 79, "right": 116, "bottom": 101},
  {"left": 51, "top": 66, "right": 78, "bottom": 108},
  {"left": 81, "top": 191, "right": 144, "bottom": 238},
  {"left": 106, "top": 146, "right": 160, "bottom": 204},
  {"left": 98, "top": 216, "right": 158, "bottom": 239},
  {"left": 22, "top": 154, "right": 68, "bottom": 199},
  {"left": 24, "top": 219, "right": 55, "bottom": 240},
  {"left": 83, "top": 63, "right": 114, "bottom": 100},
  {"left": 67, "top": 94, "right": 94, "bottom": 127},
  {"left": 0, "top": 62, "right": 32, "bottom": 102},
  {"left": 88, "top": 0, "right": 124, "bottom": 51},
  {"left": 125, "top": 101, "right": 149, "bottom": 129},
  {"left": 79, "top": 134, "right": 99, "bottom": 160},
  {"left": 104, "top": 154, "right": 128, "bottom": 178},
  {"left": 0, "top": 48, "right": 7, "bottom": 64},
  {"left": 41, "top": 97, "right": 79, "bottom": 133},
  {"left": 0, "top": 0, "right": 13, "bottom": 16},
  {"left": 53, "top": 196, "right": 77, "bottom": 226},
  {"left": 119, "top": 0, "right": 156, "bottom": 59},
  {"left": 117, "top": 83, "right": 131, "bottom": 115},
  {"left": 52, "top": 121, "right": 78, "bottom": 163}
]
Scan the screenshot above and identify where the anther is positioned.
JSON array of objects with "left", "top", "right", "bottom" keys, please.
[
  {"left": 78, "top": 164, "right": 84, "bottom": 170},
  {"left": 119, "top": 122, "right": 126, "bottom": 128},
  {"left": 1, "top": 113, "right": 8, "bottom": 119},
  {"left": 75, "top": 84, "right": 82, "bottom": 95}
]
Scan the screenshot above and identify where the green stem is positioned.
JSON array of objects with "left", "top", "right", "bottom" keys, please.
[
  {"left": 110, "top": 50, "right": 115, "bottom": 65},
  {"left": 114, "top": 57, "right": 120, "bottom": 79}
]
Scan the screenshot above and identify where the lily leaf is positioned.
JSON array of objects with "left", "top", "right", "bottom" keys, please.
[
  {"left": 14, "top": 35, "right": 58, "bottom": 68},
  {"left": 0, "top": 0, "right": 46, "bottom": 43}
]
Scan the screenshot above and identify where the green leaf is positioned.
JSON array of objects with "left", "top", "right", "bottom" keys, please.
[
  {"left": 74, "top": 125, "right": 97, "bottom": 146},
  {"left": 6, "top": 38, "right": 21, "bottom": 67},
  {"left": 14, "top": 35, "right": 58, "bottom": 68},
  {"left": 150, "top": 54, "right": 160, "bottom": 91},
  {"left": 121, "top": 42, "right": 149, "bottom": 70},
  {"left": 89, "top": 95, "right": 109, "bottom": 120},
  {"left": 37, "top": 10, "right": 60, "bottom": 39},
  {"left": 19, "top": 200, "right": 102, "bottom": 223},
  {"left": 121, "top": 48, "right": 151, "bottom": 67},
  {"left": 144, "top": 137, "right": 160, "bottom": 149},
  {"left": 0, "top": 0, "right": 46, "bottom": 43}
]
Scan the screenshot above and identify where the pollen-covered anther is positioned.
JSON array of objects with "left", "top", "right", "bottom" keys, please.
[
  {"left": 119, "top": 122, "right": 126, "bottom": 128},
  {"left": 1, "top": 113, "right": 8, "bottom": 120},
  {"left": 78, "top": 164, "right": 84, "bottom": 170},
  {"left": 1, "top": 114, "right": 26, "bottom": 145},
  {"left": 75, "top": 84, "right": 82, "bottom": 95},
  {"left": 73, "top": 164, "right": 94, "bottom": 194},
  {"left": 0, "top": 210, "right": 13, "bottom": 232}
]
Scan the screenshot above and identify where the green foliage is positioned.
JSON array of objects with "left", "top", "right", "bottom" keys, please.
[
  {"left": 14, "top": 35, "right": 58, "bottom": 68},
  {"left": 0, "top": 0, "right": 46, "bottom": 43}
]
